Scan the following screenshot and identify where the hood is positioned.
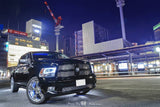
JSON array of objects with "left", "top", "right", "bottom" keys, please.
[
  {"left": 55, "top": 58, "right": 85, "bottom": 65},
  {"left": 34, "top": 58, "right": 86, "bottom": 67}
]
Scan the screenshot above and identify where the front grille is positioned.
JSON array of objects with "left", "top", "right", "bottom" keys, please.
[
  {"left": 58, "top": 64, "right": 75, "bottom": 70},
  {"left": 57, "top": 63, "right": 91, "bottom": 77},
  {"left": 57, "top": 71, "right": 75, "bottom": 77}
]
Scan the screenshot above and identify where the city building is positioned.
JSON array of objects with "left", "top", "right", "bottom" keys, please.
[
  {"left": 73, "top": 42, "right": 160, "bottom": 77},
  {"left": 7, "top": 31, "right": 49, "bottom": 68},
  {"left": 61, "top": 35, "right": 74, "bottom": 57},
  {"left": 73, "top": 21, "right": 160, "bottom": 77},
  {"left": 75, "top": 20, "right": 130, "bottom": 56},
  {"left": 75, "top": 30, "right": 83, "bottom": 56},
  {"left": 0, "top": 32, "right": 8, "bottom": 77},
  {"left": 26, "top": 19, "right": 42, "bottom": 41},
  {"left": 153, "top": 22, "right": 160, "bottom": 41},
  {"left": 0, "top": 19, "right": 49, "bottom": 77}
]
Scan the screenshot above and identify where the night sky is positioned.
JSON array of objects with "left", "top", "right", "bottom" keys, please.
[{"left": 1, "top": 0, "right": 160, "bottom": 50}]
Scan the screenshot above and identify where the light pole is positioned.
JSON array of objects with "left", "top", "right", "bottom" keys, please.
[
  {"left": 115, "top": 0, "right": 126, "bottom": 40},
  {"left": 55, "top": 25, "right": 64, "bottom": 52}
]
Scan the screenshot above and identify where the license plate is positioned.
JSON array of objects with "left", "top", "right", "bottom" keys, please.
[{"left": 76, "top": 79, "right": 86, "bottom": 86}]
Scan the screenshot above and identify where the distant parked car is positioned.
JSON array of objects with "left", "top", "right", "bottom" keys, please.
[{"left": 10, "top": 51, "right": 96, "bottom": 104}]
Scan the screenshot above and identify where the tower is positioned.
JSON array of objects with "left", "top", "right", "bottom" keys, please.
[
  {"left": 116, "top": 0, "right": 126, "bottom": 40},
  {"left": 153, "top": 23, "right": 160, "bottom": 41},
  {"left": 26, "top": 19, "right": 42, "bottom": 41}
]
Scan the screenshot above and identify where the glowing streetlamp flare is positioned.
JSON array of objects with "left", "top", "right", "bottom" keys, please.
[{"left": 156, "top": 47, "right": 160, "bottom": 52}]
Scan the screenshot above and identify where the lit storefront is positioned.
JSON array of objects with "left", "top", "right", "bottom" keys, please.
[
  {"left": 0, "top": 29, "right": 49, "bottom": 78},
  {"left": 8, "top": 44, "right": 48, "bottom": 67},
  {"left": 7, "top": 34, "right": 49, "bottom": 67},
  {"left": 0, "top": 19, "right": 49, "bottom": 78}
]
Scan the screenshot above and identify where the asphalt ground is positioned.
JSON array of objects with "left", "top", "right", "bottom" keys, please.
[
  {"left": 0, "top": 79, "right": 10, "bottom": 88},
  {"left": 1, "top": 76, "right": 160, "bottom": 107}
]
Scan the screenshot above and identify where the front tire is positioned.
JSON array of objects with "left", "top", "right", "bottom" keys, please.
[
  {"left": 11, "top": 77, "right": 19, "bottom": 93},
  {"left": 26, "top": 76, "right": 47, "bottom": 104}
]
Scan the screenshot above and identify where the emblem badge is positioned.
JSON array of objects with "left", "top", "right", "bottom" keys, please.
[{"left": 75, "top": 67, "right": 80, "bottom": 72}]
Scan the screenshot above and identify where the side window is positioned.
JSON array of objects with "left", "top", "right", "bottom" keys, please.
[
  {"left": 26, "top": 53, "right": 31, "bottom": 64},
  {"left": 18, "top": 54, "right": 28, "bottom": 65},
  {"left": 21, "top": 55, "right": 26, "bottom": 59}
]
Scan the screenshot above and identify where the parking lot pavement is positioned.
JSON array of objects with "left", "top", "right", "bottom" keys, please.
[
  {"left": 1, "top": 77, "right": 160, "bottom": 107},
  {"left": 0, "top": 78, "right": 10, "bottom": 88}
]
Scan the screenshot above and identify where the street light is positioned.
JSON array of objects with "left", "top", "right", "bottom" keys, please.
[
  {"left": 155, "top": 47, "right": 160, "bottom": 73},
  {"left": 55, "top": 25, "right": 64, "bottom": 52},
  {"left": 156, "top": 47, "right": 160, "bottom": 53},
  {"left": 115, "top": 0, "right": 126, "bottom": 40},
  {"left": 60, "top": 49, "right": 64, "bottom": 54},
  {"left": 156, "top": 47, "right": 160, "bottom": 58},
  {"left": 155, "top": 47, "right": 160, "bottom": 67}
]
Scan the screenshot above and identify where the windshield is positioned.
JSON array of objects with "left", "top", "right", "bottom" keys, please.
[{"left": 32, "top": 52, "right": 69, "bottom": 61}]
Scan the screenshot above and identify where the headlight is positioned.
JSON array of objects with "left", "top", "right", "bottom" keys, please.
[
  {"left": 78, "top": 64, "right": 90, "bottom": 69},
  {"left": 39, "top": 67, "right": 57, "bottom": 77},
  {"left": 90, "top": 64, "right": 94, "bottom": 73}
]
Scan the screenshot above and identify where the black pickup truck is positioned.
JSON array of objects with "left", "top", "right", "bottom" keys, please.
[{"left": 10, "top": 51, "right": 96, "bottom": 104}]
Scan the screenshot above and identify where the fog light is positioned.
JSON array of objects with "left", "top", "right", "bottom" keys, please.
[{"left": 47, "top": 87, "right": 55, "bottom": 92}]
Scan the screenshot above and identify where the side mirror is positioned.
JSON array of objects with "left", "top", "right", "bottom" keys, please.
[{"left": 19, "top": 59, "right": 29, "bottom": 64}]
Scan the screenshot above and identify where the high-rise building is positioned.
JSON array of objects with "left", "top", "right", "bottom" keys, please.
[
  {"left": 74, "top": 21, "right": 109, "bottom": 56},
  {"left": 94, "top": 23, "right": 109, "bottom": 44},
  {"left": 0, "top": 19, "right": 49, "bottom": 77},
  {"left": 26, "top": 19, "right": 42, "bottom": 41},
  {"left": 1, "top": 29, "right": 49, "bottom": 68},
  {"left": 0, "top": 33, "right": 8, "bottom": 73},
  {"left": 75, "top": 30, "right": 83, "bottom": 56},
  {"left": 61, "top": 35, "right": 74, "bottom": 57},
  {"left": 75, "top": 20, "right": 125, "bottom": 55},
  {"left": 153, "top": 23, "right": 160, "bottom": 41}
]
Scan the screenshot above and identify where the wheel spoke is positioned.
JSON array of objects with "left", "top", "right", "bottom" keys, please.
[
  {"left": 28, "top": 85, "right": 34, "bottom": 91},
  {"left": 35, "top": 81, "right": 39, "bottom": 88}
]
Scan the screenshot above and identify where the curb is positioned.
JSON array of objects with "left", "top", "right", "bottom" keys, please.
[{"left": 96, "top": 75, "right": 160, "bottom": 79}]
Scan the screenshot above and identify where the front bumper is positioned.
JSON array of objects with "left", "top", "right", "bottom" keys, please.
[{"left": 39, "top": 74, "right": 96, "bottom": 96}]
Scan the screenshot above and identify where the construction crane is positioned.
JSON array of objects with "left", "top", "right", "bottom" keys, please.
[{"left": 44, "top": 1, "right": 64, "bottom": 52}]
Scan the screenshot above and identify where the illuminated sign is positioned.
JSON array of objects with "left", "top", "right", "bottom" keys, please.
[
  {"left": 8, "top": 29, "right": 28, "bottom": 36},
  {"left": 34, "top": 29, "right": 40, "bottom": 33},
  {"left": 32, "top": 37, "right": 40, "bottom": 41},
  {"left": 138, "top": 63, "right": 145, "bottom": 69},
  {"left": 153, "top": 23, "right": 160, "bottom": 31},
  {"left": 119, "top": 63, "right": 128, "bottom": 70},
  {"left": 41, "top": 46, "right": 47, "bottom": 50},
  {"left": 32, "top": 24, "right": 41, "bottom": 29},
  {"left": 148, "top": 64, "right": 153, "bottom": 68},
  {"left": 8, "top": 35, "right": 48, "bottom": 49}
]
